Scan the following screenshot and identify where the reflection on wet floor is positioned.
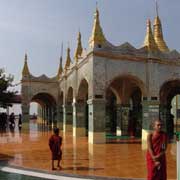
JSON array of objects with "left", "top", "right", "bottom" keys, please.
[{"left": 0, "top": 119, "right": 177, "bottom": 179}]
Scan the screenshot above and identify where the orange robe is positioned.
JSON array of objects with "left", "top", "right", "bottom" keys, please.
[
  {"left": 49, "top": 135, "right": 62, "bottom": 160},
  {"left": 146, "top": 132, "right": 167, "bottom": 180}
]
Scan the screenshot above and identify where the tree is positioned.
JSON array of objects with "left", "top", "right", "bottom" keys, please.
[{"left": 0, "top": 68, "right": 17, "bottom": 108}]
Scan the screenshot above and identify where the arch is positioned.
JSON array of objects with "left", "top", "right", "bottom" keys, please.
[
  {"left": 76, "top": 78, "right": 89, "bottom": 136},
  {"left": 77, "top": 78, "right": 89, "bottom": 101},
  {"left": 105, "top": 74, "right": 144, "bottom": 137},
  {"left": 109, "top": 87, "right": 121, "bottom": 104},
  {"left": 31, "top": 93, "right": 57, "bottom": 106},
  {"left": 159, "top": 79, "right": 180, "bottom": 139},
  {"left": 106, "top": 74, "right": 147, "bottom": 98},
  {"left": 160, "top": 79, "right": 180, "bottom": 105},
  {"left": 30, "top": 92, "right": 57, "bottom": 125}
]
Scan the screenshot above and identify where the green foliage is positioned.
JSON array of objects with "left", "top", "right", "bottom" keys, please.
[{"left": 0, "top": 68, "right": 16, "bottom": 108}]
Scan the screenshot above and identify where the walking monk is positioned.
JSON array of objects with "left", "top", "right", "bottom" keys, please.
[
  {"left": 49, "top": 127, "right": 62, "bottom": 170},
  {"left": 146, "top": 119, "right": 168, "bottom": 180}
]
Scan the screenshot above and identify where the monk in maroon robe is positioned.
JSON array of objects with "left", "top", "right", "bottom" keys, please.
[
  {"left": 146, "top": 119, "right": 168, "bottom": 180},
  {"left": 49, "top": 127, "right": 62, "bottom": 170}
]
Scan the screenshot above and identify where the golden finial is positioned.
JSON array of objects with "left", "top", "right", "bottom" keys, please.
[
  {"left": 143, "top": 19, "right": 159, "bottom": 52},
  {"left": 89, "top": 6, "right": 106, "bottom": 48},
  {"left": 22, "top": 53, "right": 30, "bottom": 77},
  {"left": 64, "top": 46, "right": 71, "bottom": 71},
  {"left": 153, "top": 1, "right": 169, "bottom": 52},
  {"left": 74, "top": 31, "right": 83, "bottom": 62}
]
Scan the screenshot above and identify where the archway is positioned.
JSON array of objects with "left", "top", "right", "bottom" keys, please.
[
  {"left": 76, "top": 79, "right": 89, "bottom": 136},
  {"left": 160, "top": 80, "right": 180, "bottom": 139},
  {"left": 106, "top": 75, "right": 144, "bottom": 138},
  {"left": 31, "top": 93, "right": 57, "bottom": 126},
  {"left": 64, "top": 87, "right": 73, "bottom": 132}
]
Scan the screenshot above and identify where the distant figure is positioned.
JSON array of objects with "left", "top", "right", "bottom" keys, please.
[
  {"left": 9, "top": 112, "right": 15, "bottom": 129},
  {"left": 18, "top": 114, "right": 22, "bottom": 131},
  {"left": 49, "top": 127, "right": 62, "bottom": 170},
  {"left": 1, "top": 113, "right": 7, "bottom": 131},
  {"left": 146, "top": 119, "right": 168, "bottom": 180},
  {"left": 33, "top": 113, "right": 37, "bottom": 119}
]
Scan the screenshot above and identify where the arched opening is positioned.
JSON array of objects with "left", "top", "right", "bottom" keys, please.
[
  {"left": 76, "top": 79, "right": 89, "bottom": 136},
  {"left": 106, "top": 75, "right": 145, "bottom": 138},
  {"left": 31, "top": 93, "right": 57, "bottom": 126},
  {"left": 30, "top": 102, "right": 38, "bottom": 117},
  {"left": 160, "top": 80, "right": 180, "bottom": 139},
  {"left": 65, "top": 87, "right": 73, "bottom": 131}
]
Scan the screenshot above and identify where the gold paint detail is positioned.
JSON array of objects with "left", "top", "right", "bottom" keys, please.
[
  {"left": 22, "top": 53, "right": 30, "bottom": 77},
  {"left": 64, "top": 47, "right": 71, "bottom": 71},
  {"left": 153, "top": 16, "right": 169, "bottom": 52},
  {"left": 89, "top": 7, "right": 106, "bottom": 48},
  {"left": 143, "top": 19, "right": 159, "bottom": 52},
  {"left": 74, "top": 31, "right": 83, "bottom": 62},
  {"left": 57, "top": 56, "right": 63, "bottom": 79}
]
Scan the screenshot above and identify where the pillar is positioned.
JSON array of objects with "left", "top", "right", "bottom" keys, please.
[
  {"left": 21, "top": 103, "right": 30, "bottom": 122},
  {"left": 142, "top": 98, "right": 159, "bottom": 149},
  {"left": 73, "top": 102, "right": 87, "bottom": 137},
  {"left": 88, "top": 99, "right": 106, "bottom": 144},
  {"left": 116, "top": 104, "right": 122, "bottom": 136}
]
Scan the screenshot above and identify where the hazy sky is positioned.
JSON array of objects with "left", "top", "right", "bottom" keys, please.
[{"left": 0, "top": 0, "right": 180, "bottom": 113}]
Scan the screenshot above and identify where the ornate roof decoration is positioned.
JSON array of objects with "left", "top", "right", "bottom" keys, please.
[
  {"left": 74, "top": 31, "right": 83, "bottom": 62},
  {"left": 153, "top": 16, "right": 169, "bottom": 52},
  {"left": 64, "top": 47, "right": 71, "bottom": 71},
  {"left": 143, "top": 19, "right": 159, "bottom": 52},
  {"left": 57, "top": 56, "right": 63, "bottom": 79},
  {"left": 22, "top": 53, "right": 30, "bottom": 77},
  {"left": 89, "top": 7, "right": 106, "bottom": 48}
]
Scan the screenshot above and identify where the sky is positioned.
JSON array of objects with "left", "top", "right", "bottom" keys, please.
[{"left": 0, "top": 0, "right": 180, "bottom": 114}]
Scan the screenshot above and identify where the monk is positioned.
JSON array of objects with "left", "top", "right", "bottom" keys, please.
[
  {"left": 49, "top": 127, "right": 62, "bottom": 170},
  {"left": 146, "top": 119, "right": 168, "bottom": 180}
]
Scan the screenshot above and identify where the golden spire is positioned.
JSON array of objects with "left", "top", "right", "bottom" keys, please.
[
  {"left": 143, "top": 19, "right": 159, "bottom": 52},
  {"left": 64, "top": 47, "right": 71, "bottom": 70},
  {"left": 57, "top": 56, "right": 63, "bottom": 78},
  {"left": 22, "top": 53, "right": 30, "bottom": 77},
  {"left": 89, "top": 6, "right": 106, "bottom": 48},
  {"left": 153, "top": 2, "right": 169, "bottom": 52},
  {"left": 74, "top": 31, "right": 83, "bottom": 62}
]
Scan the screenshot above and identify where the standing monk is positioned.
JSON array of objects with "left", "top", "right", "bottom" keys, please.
[
  {"left": 49, "top": 127, "right": 62, "bottom": 170},
  {"left": 146, "top": 119, "right": 168, "bottom": 180}
]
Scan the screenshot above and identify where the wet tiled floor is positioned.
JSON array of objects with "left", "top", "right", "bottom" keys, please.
[{"left": 0, "top": 120, "right": 177, "bottom": 179}]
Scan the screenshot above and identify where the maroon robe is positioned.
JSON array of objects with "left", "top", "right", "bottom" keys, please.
[
  {"left": 146, "top": 132, "right": 167, "bottom": 180},
  {"left": 49, "top": 135, "right": 62, "bottom": 160}
]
